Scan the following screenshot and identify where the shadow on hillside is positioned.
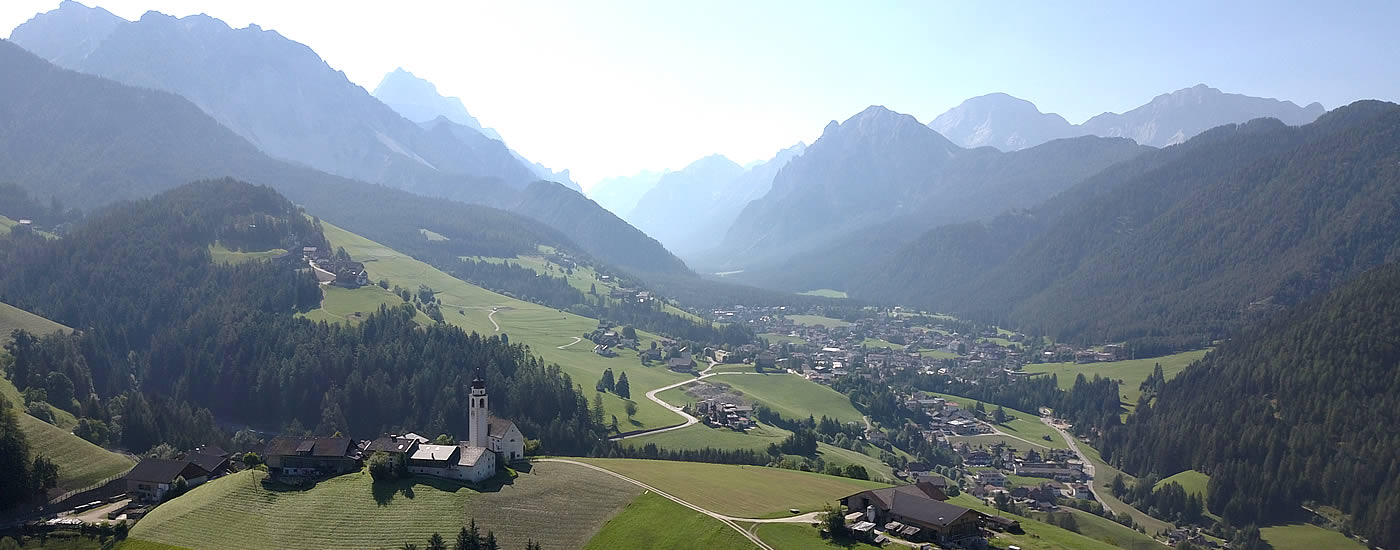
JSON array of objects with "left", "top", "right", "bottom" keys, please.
[{"left": 370, "top": 472, "right": 518, "bottom": 505}]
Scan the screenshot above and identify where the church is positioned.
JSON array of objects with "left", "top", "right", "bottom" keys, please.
[{"left": 364, "top": 374, "right": 526, "bottom": 484}]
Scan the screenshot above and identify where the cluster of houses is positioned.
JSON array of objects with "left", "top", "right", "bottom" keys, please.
[
  {"left": 588, "top": 321, "right": 639, "bottom": 358},
  {"left": 122, "top": 377, "right": 524, "bottom": 504},
  {"left": 302, "top": 246, "right": 368, "bottom": 287},
  {"left": 839, "top": 478, "right": 1019, "bottom": 545}
]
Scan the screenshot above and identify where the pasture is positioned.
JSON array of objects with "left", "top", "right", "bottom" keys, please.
[
  {"left": 0, "top": 301, "right": 71, "bottom": 343},
  {"left": 1021, "top": 349, "right": 1210, "bottom": 410},
  {"left": 128, "top": 462, "right": 640, "bottom": 550},
  {"left": 1259, "top": 523, "right": 1366, "bottom": 550},
  {"left": 581, "top": 492, "right": 751, "bottom": 550},
  {"left": 1026, "top": 508, "right": 1160, "bottom": 550},
  {"left": 709, "top": 373, "right": 864, "bottom": 424},
  {"left": 575, "top": 458, "right": 886, "bottom": 518},
  {"left": 298, "top": 285, "right": 435, "bottom": 326},
  {"left": 797, "top": 289, "right": 847, "bottom": 298},
  {"left": 1155, "top": 469, "right": 1210, "bottom": 498},
  {"left": 945, "top": 493, "right": 1121, "bottom": 550},
  {"left": 319, "top": 222, "right": 691, "bottom": 431},
  {"left": 622, "top": 421, "right": 897, "bottom": 481},
  {"left": 207, "top": 244, "right": 286, "bottom": 265}
]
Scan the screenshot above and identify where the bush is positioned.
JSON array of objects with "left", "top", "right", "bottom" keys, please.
[{"left": 368, "top": 452, "right": 397, "bottom": 482}]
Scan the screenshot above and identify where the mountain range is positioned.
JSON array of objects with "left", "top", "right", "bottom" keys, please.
[
  {"left": 586, "top": 170, "right": 671, "bottom": 217},
  {"left": 625, "top": 142, "right": 806, "bottom": 255},
  {"left": 930, "top": 84, "right": 1326, "bottom": 151},
  {"left": 8, "top": 2, "right": 677, "bottom": 274}
]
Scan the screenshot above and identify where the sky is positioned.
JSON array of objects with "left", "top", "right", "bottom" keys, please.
[{"left": 4, "top": 1, "right": 1399, "bottom": 187}]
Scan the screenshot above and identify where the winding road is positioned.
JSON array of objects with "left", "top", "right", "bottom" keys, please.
[
  {"left": 612, "top": 361, "right": 778, "bottom": 441},
  {"left": 1039, "top": 415, "right": 1116, "bottom": 516},
  {"left": 556, "top": 336, "right": 583, "bottom": 349},
  {"left": 539, "top": 458, "right": 823, "bottom": 550}
]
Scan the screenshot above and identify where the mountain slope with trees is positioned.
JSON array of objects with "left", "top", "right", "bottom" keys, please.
[
  {"left": 858, "top": 100, "right": 1400, "bottom": 351},
  {"left": 1099, "top": 263, "right": 1400, "bottom": 548}
]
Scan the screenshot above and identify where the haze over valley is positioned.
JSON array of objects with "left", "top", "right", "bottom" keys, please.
[{"left": 0, "top": 2, "right": 1397, "bottom": 550}]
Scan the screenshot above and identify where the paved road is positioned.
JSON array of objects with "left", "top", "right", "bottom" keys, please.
[
  {"left": 539, "top": 458, "right": 824, "bottom": 550},
  {"left": 556, "top": 336, "right": 583, "bottom": 349},
  {"left": 611, "top": 362, "right": 778, "bottom": 441},
  {"left": 1039, "top": 415, "right": 1116, "bottom": 516},
  {"left": 487, "top": 308, "right": 501, "bottom": 332}
]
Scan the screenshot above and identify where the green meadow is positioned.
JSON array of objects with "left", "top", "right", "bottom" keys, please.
[
  {"left": 1021, "top": 349, "right": 1210, "bottom": 411},
  {"left": 581, "top": 492, "right": 752, "bottom": 550}
]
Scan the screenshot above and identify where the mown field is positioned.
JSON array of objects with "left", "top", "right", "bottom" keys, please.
[
  {"left": 754, "top": 523, "right": 881, "bottom": 550},
  {"left": 17, "top": 412, "right": 135, "bottom": 490},
  {"left": 319, "top": 222, "right": 691, "bottom": 431},
  {"left": 1026, "top": 508, "right": 1160, "bottom": 550},
  {"left": 575, "top": 458, "right": 886, "bottom": 518},
  {"left": 944, "top": 493, "right": 1122, "bottom": 550},
  {"left": 785, "top": 314, "right": 848, "bottom": 327},
  {"left": 1022, "top": 349, "right": 1210, "bottom": 410},
  {"left": 706, "top": 373, "right": 864, "bottom": 424},
  {"left": 622, "top": 421, "right": 897, "bottom": 482},
  {"left": 1260, "top": 523, "right": 1367, "bottom": 550},
  {"left": 1, "top": 301, "right": 71, "bottom": 343},
  {"left": 128, "top": 462, "right": 640, "bottom": 550},
  {"left": 581, "top": 492, "right": 751, "bottom": 550},
  {"left": 1155, "top": 469, "right": 1210, "bottom": 498},
  {"left": 298, "top": 285, "right": 436, "bottom": 326}
]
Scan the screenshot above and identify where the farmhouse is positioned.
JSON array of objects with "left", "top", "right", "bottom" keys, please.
[
  {"left": 264, "top": 436, "right": 359, "bottom": 480},
  {"left": 840, "top": 482, "right": 985, "bottom": 543},
  {"left": 125, "top": 458, "right": 211, "bottom": 503},
  {"left": 405, "top": 443, "right": 495, "bottom": 483}
]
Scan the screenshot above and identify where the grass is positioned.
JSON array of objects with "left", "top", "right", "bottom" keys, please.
[
  {"left": 1155, "top": 469, "right": 1210, "bottom": 498},
  {"left": 298, "top": 285, "right": 435, "bottom": 326},
  {"left": 1, "top": 301, "right": 72, "bottom": 343},
  {"left": 1260, "top": 523, "right": 1367, "bottom": 550},
  {"left": 755, "top": 523, "right": 883, "bottom": 550},
  {"left": 129, "top": 462, "right": 640, "bottom": 550},
  {"left": 582, "top": 492, "right": 752, "bottom": 550},
  {"left": 1027, "top": 508, "right": 1161, "bottom": 550},
  {"left": 622, "top": 421, "right": 896, "bottom": 481},
  {"left": 759, "top": 332, "right": 806, "bottom": 346},
  {"left": 797, "top": 289, "right": 848, "bottom": 299},
  {"left": 318, "top": 221, "right": 691, "bottom": 431},
  {"left": 944, "top": 493, "right": 1122, "bottom": 550},
  {"left": 419, "top": 228, "right": 449, "bottom": 241},
  {"left": 574, "top": 458, "right": 887, "bottom": 518},
  {"left": 0, "top": 215, "right": 57, "bottom": 239},
  {"left": 786, "top": 315, "right": 849, "bottom": 328},
  {"left": 207, "top": 244, "right": 286, "bottom": 265},
  {"left": 2, "top": 373, "right": 134, "bottom": 490},
  {"left": 1075, "top": 441, "right": 1174, "bottom": 535},
  {"left": 1022, "top": 349, "right": 1210, "bottom": 412},
  {"left": 115, "top": 542, "right": 192, "bottom": 550},
  {"left": 709, "top": 373, "right": 865, "bottom": 425}
]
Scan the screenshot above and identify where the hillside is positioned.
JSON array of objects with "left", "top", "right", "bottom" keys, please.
[
  {"left": 128, "top": 464, "right": 640, "bottom": 550},
  {"left": 708, "top": 105, "right": 1147, "bottom": 290},
  {"left": 0, "top": 38, "right": 688, "bottom": 279},
  {"left": 859, "top": 100, "right": 1400, "bottom": 350},
  {"left": 0, "top": 301, "right": 71, "bottom": 342},
  {"left": 1100, "top": 263, "right": 1400, "bottom": 548}
]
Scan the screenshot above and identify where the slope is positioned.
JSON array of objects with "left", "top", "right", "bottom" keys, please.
[
  {"left": 0, "top": 301, "right": 71, "bottom": 342},
  {"left": 128, "top": 463, "right": 640, "bottom": 550},
  {"left": 1100, "top": 263, "right": 1400, "bottom": 548}
]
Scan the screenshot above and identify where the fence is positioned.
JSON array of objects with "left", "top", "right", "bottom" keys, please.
[{"left": 47, "top": 467, "right": 133, "bottom": 506}]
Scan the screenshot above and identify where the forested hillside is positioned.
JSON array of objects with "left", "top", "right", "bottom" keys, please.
[
  {"left": 1099, "top": 264, "right": 1400, "bottom": 548},
  {"left": 0, "top": 181, "right": 606, "bottom": 461},
  {"left": 858, "top": 100, "right": 1400, "bottom": 352}
]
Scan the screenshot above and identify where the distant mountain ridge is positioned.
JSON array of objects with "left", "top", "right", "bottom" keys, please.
[
  {"left": 626, "top": 143, "right": 805, "bottom": 256},
  {"left": 586, "top": 170, "right": 671, "bottom": 217},
  {"left": 931, "top": 84, "right": 1326, "bottom": 151}
]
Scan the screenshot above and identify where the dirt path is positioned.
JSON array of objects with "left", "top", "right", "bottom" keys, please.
[
  {"left": 539, "top": 458, "right": 804, "bottom": 550},
  {"left": 556, "top": 336, "right": 583, "bottom": 349},
  {"left": 487, "top": 307, "right": 501, "bottom": 332}
]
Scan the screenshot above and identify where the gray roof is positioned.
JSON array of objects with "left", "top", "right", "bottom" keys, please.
[
  {"left": 410, "top": 444, "right": 458, "bottom": 462},
  {"left": 458, "top": 445, "right": 489, "bottom": 467}
]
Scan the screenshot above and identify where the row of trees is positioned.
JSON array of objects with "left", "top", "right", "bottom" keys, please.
[
  {"left": 594, "top": 369, "right": 630, "bottom": 399},
  {"left": 394, "top": 520, "right": 540, "bottom": 550}
]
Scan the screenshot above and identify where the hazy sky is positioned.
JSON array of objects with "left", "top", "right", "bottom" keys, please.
[{"left": 4, "top": 1, "right": 1398, "bottom": 186}]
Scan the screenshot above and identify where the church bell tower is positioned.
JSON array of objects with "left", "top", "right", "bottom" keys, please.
[{"left": 469, "top": 371, "right": 488, "bottom": 449}]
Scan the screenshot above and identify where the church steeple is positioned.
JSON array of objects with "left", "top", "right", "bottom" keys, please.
[{"left": 468, "top": 369, "right": 488, "bottom": 449}]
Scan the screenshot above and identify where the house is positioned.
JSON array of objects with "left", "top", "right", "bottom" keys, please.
[
  {"left": 125, "top": 458, "right": 211, "bottom": 503},
  {"left": 975, "top": 470, "right": 1008, "bottom": 487},
  {"left": 840, "top": 484, "right": 984, "bottom": 543},
  {"left": 405, "top": 443, "right": 496, "bottom": 483},
  {"left": 755, "top": 352, "right": 776, "bottom": 369},
  {"left": 263, "top": 436, "right": 358, "bottom": 480},
  {"left": 184, "top": 450, "right": 231, "bottom": 478},
  {"left": 333, "top": 261, "right": 369, "bottom": 287},
  {"left": 667, "top": 357, "right": 696, "bottom": 372},
  {"left": 712, "top": 349, "right": 732, "bottom": 363}
]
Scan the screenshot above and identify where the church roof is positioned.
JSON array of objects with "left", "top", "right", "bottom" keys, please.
[
  {"left": 458, "top": 445, "right": 489, "bottom": 467},
  {"left": 487, "top": 416, "right": 518, "bottom": 438}
]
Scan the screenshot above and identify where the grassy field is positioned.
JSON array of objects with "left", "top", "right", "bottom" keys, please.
[
  {"left": 1022, "top": 349, "right": 1210, "bottom": 411},
  {"left": 708, "top": 373, "right": 864, "bottom": 424},
  {"left": 319, "top": 222, "right": 691, "bottom": 431},
  {"left": 1027, "top": 508, "right": 1160, "bottom": 550},
  {"left": 1260, "top": 523, "right": 1367, "bottom": 550},
  {"left": 797, "top": 289, "right": 847, "bottom": 298},
  {"left": 785, "top": 315, "right": 848, "bottom": 328},
  {"left": 755, "top": 523, "right": 882, "bottom": 550},
  {"left": 575, "top": 458, "right": 886, "bottom": 518},
  {"left": 207, "top": 244, "right": 286, "bottom": 265},
  {"left": 582, "top": 492, "right": 752, "bottom": 550},
  {"left": 1, "top": 301, "right": 71, "bottom": 343},
  {"left": 622, "top": 422, "right": 897, "bottom": 481},
  {"left": 944, "top": 494, "right": 1122, "bottom": 550},
  {"left": 1, "top": 374, "right": 134, "bottom": 490},
  {"left": 419, "top": 228, "right": 449, "bottom": 241},
  {"left": 929, "top": 392, "right": 1068, "bottom": 450},
  {"left": 1075, "top": 442, "right": 1174, "bottom": 535},
  {"left": 759, "top": 332, "right": 806, "bottom": 346},
  {"left": 1155, "top": 469, "right": 1210, "bottom": 498},
  {"left": 0, "top": 215, "right": 57, "bottom": 239},
  {"left": 298, "top": 285, "right": 435, "bottom": 326},
  {"left": 129, "top": 462, "right": 640, "bottom": 550}
]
